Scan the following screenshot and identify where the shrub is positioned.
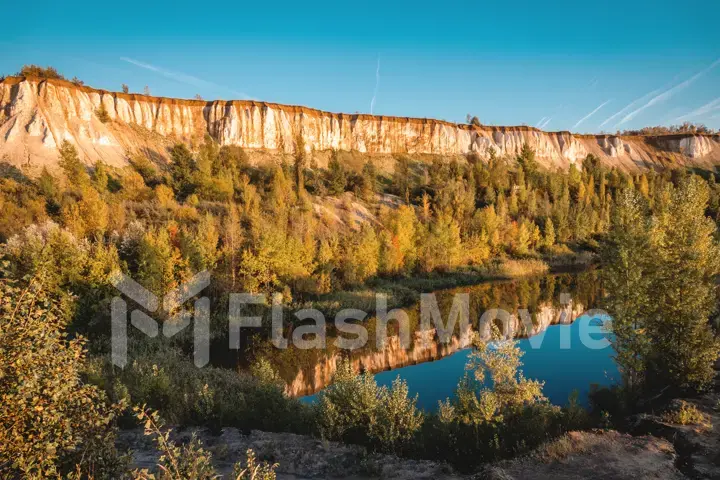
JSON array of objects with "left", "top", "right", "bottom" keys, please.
[
  {"left": 102, "top": 344, "right": 312, "bottom": 434},
  {"left": 661, "top": 400, "right": 710, "bottom": 428},
  {"left": 233, "top": 449, "right": 278, "bottom": 480},
  {"left": 17, "top": 64, "right": 66, "bottom": 80},
  {"left": 418, "top": 326, "right": 568, "bottom": 471},
  {"left": 96, "top": 103, "right": 111, "bottom": 123},
  {"left": 0, "top": 271, "right": 126, "bottom": 477},
  {"left": 132, "top": 407, "right": 216, "bottom": 479},
  {"left": 317, "top": 360, "right": 423, "bottom": 453},
  {"left": 132, "top": 407, "right": 279, "bottom": 480},
  {"left": 369, "top": 377, "right": 424, "bottom": 453}
]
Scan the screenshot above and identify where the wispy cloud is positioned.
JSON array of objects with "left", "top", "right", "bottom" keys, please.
[
  {"left": 537, "top": 117, "right": 552, "bottom": 129},
  {"left": 598, "top": 87, "right": 663, "bottom": 129},
  {"left": 617, "top": 58, "right": 720, "bottom": 126},
  {"left": 535, "top": 116, "right": 548, "bottom": 128},
  {"left": 370, "top": 57, "right": 380, "bottom": 115},
  {"left": 673, "top": 97, "right": 720, "bottom": 122},
  {"left": 120, "top": 57, "right": 250, "bottom": 99},
  {"left": 572, "top": 100, "right": 611, "bottom": 130}
]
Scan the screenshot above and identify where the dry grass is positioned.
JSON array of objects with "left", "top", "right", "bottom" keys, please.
[
  {"left": 495, "top": 258, "right": 550, "bottom": 278},
  {"left": 535, "top": 432, "right": 593, "bottom": 463}
]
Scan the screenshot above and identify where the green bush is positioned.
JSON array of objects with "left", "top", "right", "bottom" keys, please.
[
  {"left": 0, "top": 271, "right": 126, "bottom": 478},
  {"left": 317, "top": 359, "right": 423, "bottom": 453},
  {"left": 99, "top": 342, "right": 312, "bottom": 434}
]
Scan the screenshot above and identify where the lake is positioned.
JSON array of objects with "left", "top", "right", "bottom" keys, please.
[
  {"left": 265, "top": 271, "right": 619, "bottom": 409},
  {"left": 366, "top": 314, "right": 617, "bottom": 409}
]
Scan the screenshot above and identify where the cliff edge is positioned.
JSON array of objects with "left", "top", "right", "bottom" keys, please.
[{"left": 1, "top": 76, "right": 719, "bottom": 172}]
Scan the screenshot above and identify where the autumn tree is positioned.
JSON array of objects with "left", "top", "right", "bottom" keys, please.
[{"left": 379, "top": 205, "right": 418, "bottom": 275}]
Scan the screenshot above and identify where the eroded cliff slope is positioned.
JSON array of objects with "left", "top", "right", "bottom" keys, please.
[{"left": 2, "top": 76, "right": 719, "bottom": 172}]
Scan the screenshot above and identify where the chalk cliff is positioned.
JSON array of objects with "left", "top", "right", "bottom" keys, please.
[{"left": 2, "top": 76, "right": 719, "bottom": 172}]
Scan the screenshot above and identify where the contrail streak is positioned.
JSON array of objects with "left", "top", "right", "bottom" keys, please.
[
  {"left": 572, "top": 100, "right": 611, "bottom": 130},
  {"left": 598, "top": 88, "right": 663, "bottom": 129},
  {"left": 674, "top": 97, "right": 720, "bottom": 122},
  {"left": 535, "top": 117, "right": 548, "bottom": 128},
  {"left": 120, "top": 57, "right": 251, "bottom": 99},
  {"left": 617, "top": 58, "right": 720, "bottom": 126},
  {"left": 370, "top": 57, "right": 380, "bottom": 115}
]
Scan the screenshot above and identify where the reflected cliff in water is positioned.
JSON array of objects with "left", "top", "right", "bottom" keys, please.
[{"left": 254, "top": 271, "right": 603, "bottom": 398}]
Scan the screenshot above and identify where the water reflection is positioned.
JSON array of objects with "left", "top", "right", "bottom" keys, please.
[{"left": 253, "top": 271, "right": 607, "bottom": 400}]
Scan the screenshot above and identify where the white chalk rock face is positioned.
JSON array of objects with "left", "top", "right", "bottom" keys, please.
[
  {"left": 0, "top": 76, "right": 719, "bottom": 172},
  {"left": 680, "top": 136, "right": 715, "bottom": 158}
]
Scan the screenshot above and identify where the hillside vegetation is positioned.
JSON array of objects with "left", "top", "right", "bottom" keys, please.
[{"left": 2, "top": 135, "right": 720, "bottom": 477}]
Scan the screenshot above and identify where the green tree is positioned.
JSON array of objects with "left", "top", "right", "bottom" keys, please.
[
  {"left": 326, "top": 152, "right": 347, "bottom": 195},
  {"left": 137, "top": 227, "right": 186, "bottom": 298},
  {"left": 602, "top": 179, "right": 720, "bottom": 393},
  {"left": 294, "top": 135, "right": 307, "bottom": 200},
  {"left": 58, "top": 140, "right": 90, "bottom": 188},
  {"left": 645, "top": 178, "right": 720, "bottom": 391},
  {"left": 517, "top": 143, "right": 539, "bottom": 184},
  {"left": 601, "top": 190, "right": 654, "bottom": 392},
  {"left": 417, "top": 213, "right": 461, "bottom": 272},
  {"left": 169, "top": 143, "right": 198, "bottom": 199},
  {"left": 18, "top": 64, "right": 65, "bottom": 79},
  {"left": 92, "top": 161, "right": 110, "bottom": 192},
  {"left": 359, "top": 159, "right": 377, "bottom": 200}
]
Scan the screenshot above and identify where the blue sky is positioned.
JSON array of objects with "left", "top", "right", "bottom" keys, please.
[{"left": 2, "top": 0, "right": 718, "bottom": 133}]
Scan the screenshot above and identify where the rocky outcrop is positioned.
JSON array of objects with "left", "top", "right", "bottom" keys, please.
[
  {"left": 118, "top": 427, "right": 466, "bottom": 479},
  {"left": 2, "top": 76, "right": 719, "bottom": 173},
  {"left": 491, "top": 430, "right": 684, "bottom": 480},
  {"left": 285, "top": 301, "right": 584, "bottom": 397},
  {"left": 117, "top": 427, "right": 684, "bottom": 479}
]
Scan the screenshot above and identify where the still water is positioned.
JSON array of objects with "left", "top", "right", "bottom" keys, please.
[
  {"left": 285, "top": 272, "right": 618, "bottom": 409},
  {"left": 369, "top": 315, "right": 617, "bottom": 410}
]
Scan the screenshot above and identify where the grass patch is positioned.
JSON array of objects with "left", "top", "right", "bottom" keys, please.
[
  {"left": 489, "top": 258, "right": 550, "bottom": 278},
  {"left": 535, "top": 433, "right": 592, "bottom": 462}
]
